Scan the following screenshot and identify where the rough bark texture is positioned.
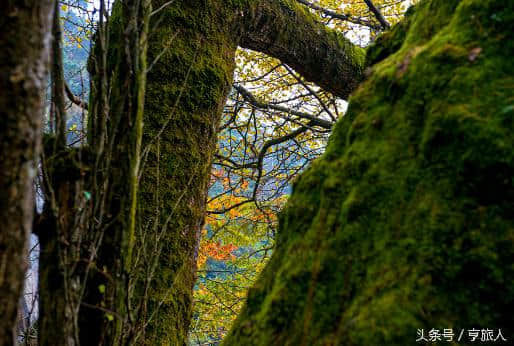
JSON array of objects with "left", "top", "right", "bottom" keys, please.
[
  {"left": 0, "top": 1, "right": 54, "bottom": 345},
  {"left": 240, "top": 0, "right": 365, "bottom": 99},
  {"left": 224, "top": 0, "right": 514, "bottom": 344},
  {"left": 138, "top": 1, "right": 237, "bottom": 343},
  {"left": 38, "top": 141, "right": 87, "bottom": 346},
  {"left": 78, "top": 1, "right": 150, "bottom": 344},
  {"left": 35, "top": 0, "right": 364, "bottom": 344},
  {"left": 137, "top": 1, "right": 364, "bottom": 344},
  {"left": 38, "top": 7, "right": 80, "bottom": 344}
]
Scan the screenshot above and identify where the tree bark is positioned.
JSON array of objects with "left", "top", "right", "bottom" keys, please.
[
  {"left": 38, "top": 143, "right": 87, "bottom": 346},
  {"left": 77, "top": 1, "right": 150, "bottom": 345},
  {"left": 134, "top": 0, "right": 365, "bottom": 344},
  {"left": 136, "top": 1, "right": 237, "bottom": 343},
  {"left": 36, "top": 1, "right": 151, "bottom": 345},
  {"left": 0, "top": 1, "right": 54, "bottom": 345},
  {"left": 37, "top": 5, "right": 89, "bottom": 346},
  {"left": 37, "top": 0, "right": 365, "bottom": 344},
  {"left": 50, "top": 0, "right": 67, "bottom": 148},
  {"left": 239, "top": 0, "right": 365, "bottom": 99},
  {"left": 225, "top": 0, "right": 514, "bottom": 344}
]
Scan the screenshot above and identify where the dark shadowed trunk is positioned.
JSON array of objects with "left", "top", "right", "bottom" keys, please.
[
  {"left": 0, "top": 1, "right": 54, "bottom": 345},
  {"left": 78, "top": 1, "right": 150, "bottom": 343},
  {"left": 37, "top": 1, "right": 150, "bottom": 345},
  {"left": 38, "top": 141, "right": 87, "bottom": 346},
  {"left": 37, "top": 4, "right": 81, "bottom": 345}
]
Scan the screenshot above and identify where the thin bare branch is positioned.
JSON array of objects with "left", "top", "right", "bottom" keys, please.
[
  {"left": 296, "top": 0, "right": 381, "bottom": 29},
  {"left": 363, "top": 0, "right": 391, "bottom": 29},
  {"left": 233, "top": 84, "right": 333, "bottom": 130}
]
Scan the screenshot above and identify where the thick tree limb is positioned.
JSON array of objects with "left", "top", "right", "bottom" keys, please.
[{"left": 239, "top": 0, "right": 366, "bottom": 99}]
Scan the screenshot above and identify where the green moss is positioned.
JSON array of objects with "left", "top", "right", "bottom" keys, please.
[
  {"left": 138, "top": 1, "right": 240, "bottom": 344},
  {"left": 224, "top": 0, "right": 514, "bottom": 344},
  {"left": 365, "top": 6, "right": 414, "bottom": 67}
]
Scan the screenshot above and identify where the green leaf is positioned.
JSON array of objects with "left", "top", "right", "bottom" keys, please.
[{"left": 501, "top": 105, "right": 514, "bottom": 114}]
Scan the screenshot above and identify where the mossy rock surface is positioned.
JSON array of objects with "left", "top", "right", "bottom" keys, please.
[{"left": 224, "top": 0, "right": 514, "bottom": 344}]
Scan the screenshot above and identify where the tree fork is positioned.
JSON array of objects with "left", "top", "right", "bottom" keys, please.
[
  {"left": 135, "top": 0, "right": 364, "bottom": 343},
  {"left": 38, "top": 0, "right": 365, "bottom": 344}
]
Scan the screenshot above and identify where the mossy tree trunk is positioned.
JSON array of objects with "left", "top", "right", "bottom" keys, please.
[
  {"left": 0, "top": 1, "right": 54, "bottom": 344},
  {"left": 137, "top": 2, "right": 237, "bottom": 343},
  {"left": 77, "top": 1, "right": 151, "bottom": 344},
  {"left": 136, "top": 0, "right": 364, "bottom": 344},
  {"left": 225, "top": 0, "right": 514, "bottom": 344},
  {"left": 39, "top": 0, "right": 366, "bottom": 344},
  {"left": 36, "top": 1, "right": 150, "bottom": 345}
]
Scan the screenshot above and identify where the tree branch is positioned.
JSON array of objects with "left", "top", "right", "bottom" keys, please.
[
  {"left": 252, "top": 125, "right": 310, "bottom": 201},
  {"left": 296, "top": 0, "right": 380, "bottom": 29},
  {"left": 233, "top": 84, "right": 333, "bottom": 129},
  {"left": 209, "top": 123, "right": 312, "bottom": 214},
  {"left": 238, "top": 0, "right": 366, "bottom": 100},
  {"left": 282, "top": 64, "right": 336, "bottom": 122},
  {"left": 363, "top": 0, "right": 390, "bottom": 29},
  {"left": 65, "top": 82, "right": 88, "bottom": 110},
  {"left": 214, "top": 153, "right": 257, "bottom": 169},
  {"left": 51, "top": 1, "right": 67, "bottom": 148}
]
